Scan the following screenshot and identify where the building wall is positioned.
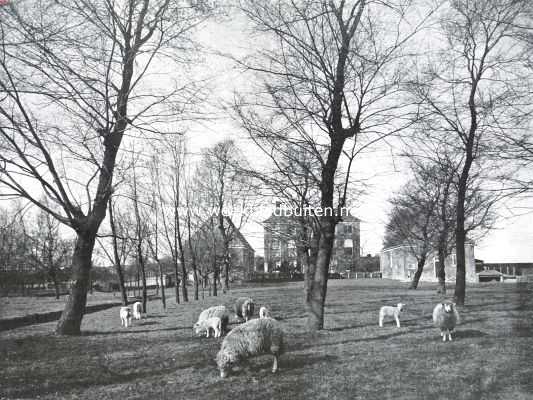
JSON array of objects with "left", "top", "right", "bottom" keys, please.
[
  {"left": 380, "top": 243, "right": 476, "bottom": 283},
  {"left": 263, "top": 218, "right": 360, "bottom": 273}
]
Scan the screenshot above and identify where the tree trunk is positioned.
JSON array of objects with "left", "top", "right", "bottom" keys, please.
[
  {"left": 305, "top": 217, "right": 334, "bottom": 331},
  {"left": 455, "top": 156, "right": 471, "bottom": 305},
  {"left": 213, "top": 266, "right": 218, "bottom": 297},
  {"left": 410, "top": 255, "right": 427, "bottom": 289},
  {"left": 179, "top": 255, "right": 188, "bottom": 302},
  {"left": 173, "top": 259, "right": 180, "bottom": 304},
  {"left": 436, "top": 245, "right": 446, "bottom": 295},
  {"left": 192, "top": 263, "right": 199, "bottom": 300},
  {"left": 158, "top": 263, "right": 166, "bottom": 309},
  {"left": 108, "top": 201, "right": 128, "bottom": 306},
  {"left": 49, "top": 267, "right": 60, "bottom": 300},
  {"left": 139, "top": 260, "right": 147, "bottom": 314},
  {"left": 55, "top": 231, "right": 95, "bottom": 335},
  {"left": 223, "top": 254, "right": 230, "bottom": 293}
]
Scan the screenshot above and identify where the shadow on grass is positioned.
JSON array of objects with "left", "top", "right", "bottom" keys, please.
[
  {"left": 81, "top": 325, "right": 192, "bottom": 336},
  {"left": 0, "top": 302, "right": 121, "bottom": 332},
  {"left": 454, "top": 329, "right": 489, "bottom": 339}
]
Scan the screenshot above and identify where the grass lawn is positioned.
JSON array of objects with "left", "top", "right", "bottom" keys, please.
[{"left": 1, "top": 279, "right": 532, "bottom": 400}]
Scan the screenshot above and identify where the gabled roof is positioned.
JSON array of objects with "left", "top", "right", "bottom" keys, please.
[{"left": 192, "top": 215, "right": 254, "bottom": 252}]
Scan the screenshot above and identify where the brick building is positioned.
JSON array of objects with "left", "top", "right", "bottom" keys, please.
[{"left": 263, "top": 204, "right": 360, "bottom": 273}]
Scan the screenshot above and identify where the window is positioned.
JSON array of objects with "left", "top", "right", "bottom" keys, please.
[
  {"left": 451, "top": 254, "right": 457, "bottom": 266},
  {"left": 433, "top": 256, "right": 440, "bottom": 277},
  {"left": 344, "top": 247, "right": 352, "bottom": 256},
  {"left": 344, "top": 225, "right": 352, "bottom": 234},
  {"left": 272, "top": 241, "right": 280, "bottom": 249},
  {"left": 344, "top": 239, "right": 353, "bottom": 248}
]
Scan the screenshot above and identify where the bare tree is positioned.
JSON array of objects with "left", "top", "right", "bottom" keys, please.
[
  {"left": 235, "top": 0, "right": 424, "bottom": 330},
  {"left": 0, "top": 1, "right": 213, "bottom": 334},
  {"left": 407, "top": 0, "right": 533, "bottom": 304},
  {"left": 151, "top": 137, "right": 189, "bottom": 303},
  {"left": 194, "top": 140, "right": 255, "bottom": 292},
  {"left": 27, "top": 205, "right": 73, "bottom": 299}
]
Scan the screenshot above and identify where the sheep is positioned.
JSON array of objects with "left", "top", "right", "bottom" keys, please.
[
  {"left": 132, "top": 301, "right": 142, "bottom": 320},
  {"left": 120, "top": 306, "right": 132, "bottom": 328},
  {"left": 216, "top": 318, "right": 285, "bottom": 378},
  {"left": 194, "top": 305, "right": 230, "bottom": 336},
  {"left": 234, "top": 297, "right": 255, "bottom": 322},
  {"left": 259, "top": 306, "right": 271, "bottom": 319},
  {"left": 379, "top": 303, "right": 405, "bottom": 328},
  {"left": 432, "top": 302, "right": 460, "bottom": 342},
  {"left": 194, "top": 317, "right": 222, "bottom": 338}
]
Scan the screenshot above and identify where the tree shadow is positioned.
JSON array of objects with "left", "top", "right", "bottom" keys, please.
[{"left": 454, "top": 329, "right": 489, "bottom": 339}]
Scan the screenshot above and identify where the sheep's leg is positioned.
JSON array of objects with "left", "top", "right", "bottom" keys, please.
[
  {"left": 442, "top": 331, "right": 446, "bottom": 341},
  {"left": 379, "top": 315, "right": 383, "bottom": 327},
  {"left": 395, "top": 315, "right": 400, "bottom": 328},
  {"left": 272, "top": 355, "right": 278, "bottom": 373}
]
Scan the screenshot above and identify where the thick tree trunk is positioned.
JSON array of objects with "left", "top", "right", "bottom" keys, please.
[
  {"left": 454, "top": 227, "right": 466, "bottom": 305},
  {"left": 55, "top": 231, "right": 95, "bottom": 335},
  {"left": 455, "top": 156, "right": 471, "bottom": 305},
  {"left": 410, "top": 255, "right": 427, "bottom": 289},
  {"left": 305, "top": 217, "right": 334, "bottom": 331}
]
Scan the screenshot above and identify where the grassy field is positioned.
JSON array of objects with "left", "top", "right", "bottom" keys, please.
[{"left": 1, "top": 279, "right": 532, "bottom": 400}]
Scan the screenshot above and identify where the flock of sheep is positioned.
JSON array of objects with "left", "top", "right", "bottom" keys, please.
[{"left": 119, "top": 297, "right": 460, "bottom": 378}]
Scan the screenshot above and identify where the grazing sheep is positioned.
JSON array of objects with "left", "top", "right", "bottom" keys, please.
[
  {"left": 194, "top": 305, "right": 230, "bottom": 336},
  {"left": 120, "top": 306, "right": 132, "bottom": 328},
  {"left": 234, "top": 297, "right": 255, "bottom": 322},
  {"left": 433, "top": 302, "right": 460, "bottom": 342},
  {"left": 194, "top": 317, "right": 222, "bottom": 338},
  {"left": 379, "top": 303, "right": 405, "bottom": 328},
  {"left": 259, "top": 306, "right": 271, "bottom": 319},
  {"left": 132, "top": 302, "right": 142, "bottom": 320},
  {"left": 216, "top": 318, "right": 285, "bottom": 378}
]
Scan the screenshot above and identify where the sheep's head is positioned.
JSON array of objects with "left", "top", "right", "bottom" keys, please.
[
  {"left": 216, "top": 349, "right": 236, "bottom": 378},
  {"left": 193, "top": 322, "right": 203, "bottom": 335},
  {"left": 397, "top": 303, "right": 405, "bottom": 312},
  {"left": 442, "top": 303, "right": 455, "bottom": 313}
]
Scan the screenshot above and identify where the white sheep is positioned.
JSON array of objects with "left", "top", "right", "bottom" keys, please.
[
  {"left": 194, "top": 305, "right": 230, "bottom": 336},
  {"left": 216, "top": 318, "right": 285, "bottom": 378},
  {"left": 234, "top": 297, "right": 255, "bottom": 322},
  {"left": 119, "top": 306, "right": 132, "bottom": 328},
  {"left": 432, "top": 302, "right": 460, "bottom": 342},
  {"left": 379, "top": 303, "right": 405, "bottom": 328},
  {"left": 194, "top": 317, "right": 222, "bottom": 338},
  {"left": 259, "top": 306, "right": 271, "bottom": 319},
  {"left": 132, "top": 302, "right": 142, "bottom": 320}
]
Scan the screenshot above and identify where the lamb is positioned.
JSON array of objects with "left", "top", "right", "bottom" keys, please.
[
  {"left": 234, "top": 297, "right": 255, "bottom": 322},
  {"left": 379, "top": 303, "right": 405, "bottom": 328},
  {"left": 194, "top": 317, "right": 222, "bottom": 338},
  {"left": 216, "top": 318, "right": 285, "bottom": 378},
  {"left": 132, "top": 301, "right": 142, "bottom": 320},
  {"left": 259, "top": 306, "right": 271, "bottom": 319},
  {"left": 120, "top": 306, "right": 132, "bottom": 328},
  {"left": 432, "top": 302, "right": 460, "bottom": 342},
  {"left": 194, "top": 305, "right": 230, "bottom": 336}
]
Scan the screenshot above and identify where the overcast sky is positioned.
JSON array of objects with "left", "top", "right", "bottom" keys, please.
[{"left": 181, "top": 9, "right": 533, "bottom": 264}]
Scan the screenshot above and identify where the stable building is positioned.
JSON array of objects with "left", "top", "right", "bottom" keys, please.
[{"left": 380, "top": 243, "right": 477, "bottom": 283}]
